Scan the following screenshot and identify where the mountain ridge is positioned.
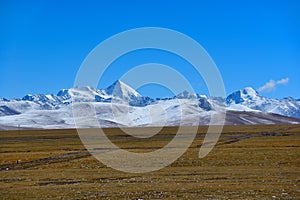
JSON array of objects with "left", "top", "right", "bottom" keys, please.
[
  {"left": 0, "top": 80, "right": 299, "bottom": 129},
  {"left": 1, "top": 80, "right": 300, "bottom": 118}
]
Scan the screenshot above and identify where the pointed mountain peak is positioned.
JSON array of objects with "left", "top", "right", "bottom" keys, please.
[
  {"left": 113, "top": 80, "right": 124, "bottom": 85},
  {"left": 105, "top": 80, "right": 141, "bottom": 100}
]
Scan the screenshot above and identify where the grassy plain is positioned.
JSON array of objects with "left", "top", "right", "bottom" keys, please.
[{"left": 0, "top": 124, "right": 299, "bottom": 199}]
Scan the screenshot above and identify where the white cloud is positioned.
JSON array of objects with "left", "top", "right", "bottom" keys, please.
[
  {"left": 276, "top": 78, "right": 289, "bottom": 85},
  {"left": 258, "top": 78, "right": 289, "bottom": 92}
]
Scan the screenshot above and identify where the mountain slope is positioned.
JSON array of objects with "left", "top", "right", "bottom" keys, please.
[
  {"left": 0, "top": 106, "right": 20, "bottom": 116},
  {"left": 0, "top": 103, "right": 299, "bottom": 130}
]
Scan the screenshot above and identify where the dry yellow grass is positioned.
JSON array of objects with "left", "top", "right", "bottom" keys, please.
[{"left": 0, "top": 124, "right": 299, "bottom": 199}]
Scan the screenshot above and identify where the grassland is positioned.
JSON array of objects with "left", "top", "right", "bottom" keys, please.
[{"left": 0, "top": 124, "right": 300, "bottom": 199}]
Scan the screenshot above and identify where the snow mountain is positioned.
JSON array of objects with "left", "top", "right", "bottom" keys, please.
[
  {"left": 227, "top": 87, "right": 300, "bottom": 119},
  {"left": 101, "top": 80, "right": 154, "bottom": 106},
  {"left": 0, "top": 81, "right": 299, "bottom": 129},
  {"left": 104, "top": 80, "right": 141, "bottom": 100},
  {"left": 226, "top": 87, "right": 260, "bottom": 104}
]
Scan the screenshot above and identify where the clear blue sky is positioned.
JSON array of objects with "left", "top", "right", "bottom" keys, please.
[{"left": 1, "top": 0, "right": 299, "bottom": 99}]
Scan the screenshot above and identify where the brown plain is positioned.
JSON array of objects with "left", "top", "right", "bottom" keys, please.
[{"left": 0, "top": 124, "right": 299, "bottom": 199}]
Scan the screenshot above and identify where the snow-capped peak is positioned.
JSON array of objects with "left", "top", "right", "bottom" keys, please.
[
  {"left": 241, "top": 87, "right": 258, "bottom": 98},
  {"left": 226, "top": 87, "right": 300, "bottom": 119},
  {"left": 226, "top": 87, "right": 260, "bottom": 104},
  {"left": 57, "top": 86, "right": 106, "bottom": 103},
  {"left": 55, "top": 81, "right": 146, "bottom": 105},
  {"left": 104, "top": 80, "right": 141, "bottom": 100},
  {"left": 175, "top": 90, "right": 197, "bottom": 99},
  {"left": 57, "top": 86, "right": 98, "bottom": 97}
]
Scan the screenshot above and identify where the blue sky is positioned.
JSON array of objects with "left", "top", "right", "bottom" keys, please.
[{"left": 0, "top": 0, "right": 299, "bottom": 99}]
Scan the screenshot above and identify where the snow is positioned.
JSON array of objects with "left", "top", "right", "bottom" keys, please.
[
  {"left": 227, "top": 104, "right": 259, "bottom": 112},
  {"left": 0, "top": 82, "right": 299, "bottom": 130}
]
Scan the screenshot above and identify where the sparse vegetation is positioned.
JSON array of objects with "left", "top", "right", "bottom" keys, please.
[{"left": 0, "top": 124, "right": 299, "bottom": 199}]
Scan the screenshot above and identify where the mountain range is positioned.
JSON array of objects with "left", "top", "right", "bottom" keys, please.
[{"left": 0, "top": 80, "right": 299, "bottom": 129}]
